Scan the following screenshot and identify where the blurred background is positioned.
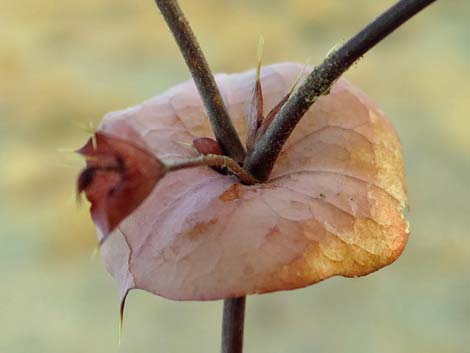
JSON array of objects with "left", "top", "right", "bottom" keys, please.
[{"left": 1, "top": 0, "right": 469, "bottom": 352}]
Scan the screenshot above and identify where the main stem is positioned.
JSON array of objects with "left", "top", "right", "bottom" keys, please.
[
  {"left": 244, "top": 0, "right": 437, "bottom": 181},
  {"left": 221, "top": 297, "right": 246, "bottom": 353},
  {"left": 154, "top": 0, "right": 246, "bottom": 162}
]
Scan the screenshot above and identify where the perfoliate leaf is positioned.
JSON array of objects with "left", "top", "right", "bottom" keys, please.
[{"left": 82, "top": 63, "right": 408, "bottom": 301}]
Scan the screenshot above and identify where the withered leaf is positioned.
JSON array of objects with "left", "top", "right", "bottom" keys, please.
[
  {"left": 245, "top": 64, "right": 264, "bottom": 151},
  {"left": 77, "top": 124, "right": 165, "bottom": 240},
  {"left": 193, "top": 137, "right": 223, "bottom": 155},
  {"left": 254, "top": 92, "right": 289, "bottom": 143},
  {"left": 86, "top": 63, "right": 408, "bottom": 301}
]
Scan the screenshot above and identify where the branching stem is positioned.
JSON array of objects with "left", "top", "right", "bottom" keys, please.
[
  {"left": 165, "top": 155, "right": 258, "bottom": 185},
  {"left": 244, "top": 0, "right": 437, "bottom": 181},
  {"left": 154, "top": 0, "right": 246, "bottom": 162}
]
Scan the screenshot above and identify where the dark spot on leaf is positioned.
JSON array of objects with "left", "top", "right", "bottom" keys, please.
[{"left": 77, "top": 167, "right": 97, "bottom": 194}]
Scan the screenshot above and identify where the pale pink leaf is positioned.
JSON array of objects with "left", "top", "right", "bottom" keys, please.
[{"left": 88, "top": 62, "right": 408, "bottom": 301}]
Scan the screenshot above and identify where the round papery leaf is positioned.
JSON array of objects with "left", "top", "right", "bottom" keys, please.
[{"left": 95, "top": 62, "right": 408, "bottom": 301}]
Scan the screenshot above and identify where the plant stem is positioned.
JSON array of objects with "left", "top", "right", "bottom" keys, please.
[
  {"left": 153, "top": 2, "right": 249, "bottom": 352},
  {"left": 165, "top": 155, "right": 258, "bottom": 185},
  {"left": 244, "top": 0, "right": 437, "bottom": 181},
  {"left": 221, "top": 297, "right": 246, "bottom": 353},
  {"left": 153, "top": 0, "right": 246, "bottom": 162}
]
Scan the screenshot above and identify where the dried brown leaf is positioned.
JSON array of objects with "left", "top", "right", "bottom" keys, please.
[
  {"left": 77, "top": 123, "right": 166, "bottom": 240},
  {"left": 87, "top": 63, "right": 408, "bottom": 301}
]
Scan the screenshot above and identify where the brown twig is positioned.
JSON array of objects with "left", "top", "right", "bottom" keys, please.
[
  {"left": 154, "top": 0, "right": 246, "bottom": 162},
  {"left": 244, "top": 0, "right": 437, "bottom": 181},
  {"left": 165, "top": 154, "right": 258, "bottom": 185}
]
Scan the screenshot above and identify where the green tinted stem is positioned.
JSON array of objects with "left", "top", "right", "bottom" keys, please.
[{"left": 244, "top": 0, "right": 437, "bottom": 181}]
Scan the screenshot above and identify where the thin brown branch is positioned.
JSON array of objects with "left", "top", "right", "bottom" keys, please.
[
  {"left": 244, "top": 0, "right": 437, "bottom": 181},
  {"left": 221, "top": 297, "right": 246, "bottom": 353},
  {"left": 154, "top": 0, "right": 246, "bottom": 162},
  {"left": 165, "top": 155, "right": 258, "bottom": 185}
]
